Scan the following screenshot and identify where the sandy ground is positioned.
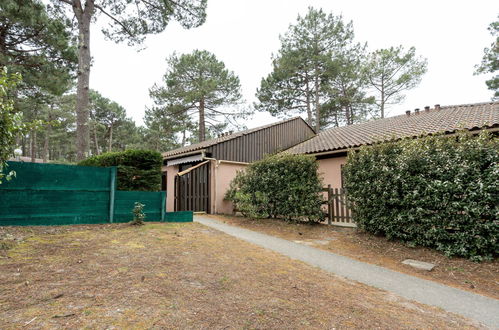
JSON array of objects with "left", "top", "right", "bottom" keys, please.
[{"left": 0, "top": 222, "right": 480, "bottom": 329}]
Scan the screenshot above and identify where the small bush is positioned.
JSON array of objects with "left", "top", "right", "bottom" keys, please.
[
  {"left": 225, "top": 153, "right": 324, "bottom": 222},
  {"left": 343, "top": 131, "right": 499, "bottom": 260},
  {"left": 130, "top": 202, "right": 145, "bottom": 226},
  {"left": 78, "top": 150, "right": 162, "bottom": 191}
]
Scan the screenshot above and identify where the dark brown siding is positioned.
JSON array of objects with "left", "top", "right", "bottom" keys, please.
[{"left": 207, "top": 118, "right": 315, "bottom": 163}]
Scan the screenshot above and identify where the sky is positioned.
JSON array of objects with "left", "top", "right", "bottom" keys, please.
[{"left": 89, "top": 0, "right": 498, "bottom": 128}]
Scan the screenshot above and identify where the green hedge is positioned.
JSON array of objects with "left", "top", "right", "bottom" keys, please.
[
  {"left": 343, "top": 131, "right": 498, "bottom": 260},
  {"left": 225, "top": 153, "right": 324, "bottom": 222},
  {"left": 79, "top": 150, "right": 162, "bottom": 191}
]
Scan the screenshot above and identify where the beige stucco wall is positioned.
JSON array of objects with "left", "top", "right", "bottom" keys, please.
[
  {"left": 317, "top": 156, "right": 347, "bottom": 189},
  {"left": 213, "top": 161, "right": 248, "bottom": 214},
  {"left": 163, "top": 164, "right": 179, "bottom": 212},
  {"left": 164, "top": 155, "right": 345, "bottom": 215}
]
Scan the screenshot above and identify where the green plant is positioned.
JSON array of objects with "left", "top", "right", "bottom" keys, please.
[
  {"left": 78, "top": 149, "right": 162, "bottom": 191},
  {"left": 130, "top": 202, "right": 146, "bottom": 226},
  {"left": 225, "top": 153, "right": 324, "bottom": 222},
  {"left": 343, "top": 131, "right": 499, "bottom": 260}
]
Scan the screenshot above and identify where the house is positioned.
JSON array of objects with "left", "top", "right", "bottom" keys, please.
[
  {"left": 162, "top": 101, "right": 498, "bottom": 215},
  {"left": 162, "top": 117, "right": 315, "bottom": 214},
  {"left": 288, "top": 102, "right": 499, "bottom": 191}
]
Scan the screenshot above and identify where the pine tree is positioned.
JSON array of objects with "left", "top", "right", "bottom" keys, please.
[{"left": 149, "top": 50, "right": 245, "bottom": 142}]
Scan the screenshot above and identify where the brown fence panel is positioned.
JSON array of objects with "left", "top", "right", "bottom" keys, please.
[
  {"left": 175, "top": 162, "right": 210, "bottom": 213},
  {"left": 322, "top": 186, "right": 355, "bottom": 227}
]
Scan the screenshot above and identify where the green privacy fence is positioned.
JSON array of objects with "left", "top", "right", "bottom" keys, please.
[
  {"left": 0, "top": 161, "right": 192, "bottom": 226},
  {"left": 114, "top": 190, "right": 165, "bottom": 222}
]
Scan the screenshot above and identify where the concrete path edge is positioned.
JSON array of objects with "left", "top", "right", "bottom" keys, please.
[{"left": 195, "top": 215, "right": 499, "bottom": 328}]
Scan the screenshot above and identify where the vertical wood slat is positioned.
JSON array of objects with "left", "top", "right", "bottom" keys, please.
[
  {"left": 193, "top": 168, "right": 198, "bottom": 211},
  {"left": 176, "top": 162, "right": 210, "bottom": 213},
  {"left": 327, "top": 184, "right": 332, "bottom": 225},
  {"left": 183, "top": 175, "right": 187, "bottom": 212},
  {"left": 205, "top": 163, "right": 209, "bottom": 212},
  {"left": 334, "top": 188, "right": 340, "bottom": 222},
  {"left": 175, "top": 175, "right": 178, "bottom": 211},
  {"left": 337, "top": 189, "right": 345, "bottom": 222},
  {"left": 323, "top": 186, "right": 353, "bottom": 225}
]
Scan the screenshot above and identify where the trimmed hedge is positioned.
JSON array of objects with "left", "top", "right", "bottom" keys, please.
[
  {"left": 225, "top": 153, "right": 324, "bottom": 222},
  {"left": 79, "top": 150, "right": 162, "bottom": 191},
  {"left": 343, "top": 131, "right": 498, "bottom": 260}
]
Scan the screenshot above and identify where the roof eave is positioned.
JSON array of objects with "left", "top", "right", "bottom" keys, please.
[
  {"left": 163, "top": 149, "right": 206, "bottom": 160},
  {"left": 302, "top": 125, "right": 499, "bottom": 157}
]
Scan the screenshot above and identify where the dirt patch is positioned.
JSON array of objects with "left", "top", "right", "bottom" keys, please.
[
  {"left": 0, "top": 222, "right": 480, "bottom": 329},
  {"left": 210, "top": 215, "right": 499, "bottom": 300}
]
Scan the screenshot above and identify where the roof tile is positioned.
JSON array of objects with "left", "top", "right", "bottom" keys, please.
[{"left": 289, "top": 102, "right": 499, "bottom": 154}]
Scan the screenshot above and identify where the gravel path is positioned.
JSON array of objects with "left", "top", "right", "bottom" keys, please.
[{"left": 196, "top": 215, "right": 499, "bottom": 328}]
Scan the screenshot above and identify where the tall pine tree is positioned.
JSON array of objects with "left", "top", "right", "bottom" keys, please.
[{"left": 149, "top": 50, "right": 245, "bottom": 142}]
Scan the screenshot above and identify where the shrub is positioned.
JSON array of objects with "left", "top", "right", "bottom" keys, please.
[
  {"left": 130, "top": 202, "right": 145, "bottom": 226},
  {"left": 78, "top": 150, "right": 162, "bottom": 191},
  {"left": 225, "top": 153, "right": 324, "bottom": 222},
  {"left": 343, "top": 131, "right": 499, "bottom": 260}
]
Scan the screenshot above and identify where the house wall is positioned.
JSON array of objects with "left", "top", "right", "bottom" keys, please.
[
  {"left": 317, "top": 155, "right": 347, "bottom": 189},
  {"left": 212, "top": 162, "right": 248, "bottom": 214},
  {"left": 163, "top": 164, "right": 179, "bottom": 212}
]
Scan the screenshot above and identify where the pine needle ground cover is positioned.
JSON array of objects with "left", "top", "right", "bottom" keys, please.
[
  {"left": 0, "top": 223, "right": 475, "bottom": 328},
  {"left": 213, "top": 214, "right": 499, "bottom": 300}
]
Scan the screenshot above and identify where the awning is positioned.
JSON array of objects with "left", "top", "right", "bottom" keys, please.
[{"left": 166, "top": 153, "right": 204, "bottom": 166}]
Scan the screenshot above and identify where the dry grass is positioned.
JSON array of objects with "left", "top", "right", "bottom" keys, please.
[
  {"left": 211, "top": 214, "right": 499, "bottom": 301},
  {"left": 0, "top": 222, "right": 480, "bottom": 329}
]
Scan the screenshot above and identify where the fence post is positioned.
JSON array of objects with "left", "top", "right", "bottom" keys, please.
[
  {"left": 109, "top": 167, "right": 116, "bottom": 223},
  {"left": 327, "top": 184, "right": 332, "bottom": 225},
  {"left": 161, "top": 191, "right": 166, "bottom": 222}
]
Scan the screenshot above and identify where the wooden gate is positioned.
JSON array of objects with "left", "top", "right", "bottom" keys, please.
[
  {"left": 175, "top": 161, "right": 210, "bottom": 212},
  {"left": 323, "top": 185, "right": 355, "bottom": 227}
]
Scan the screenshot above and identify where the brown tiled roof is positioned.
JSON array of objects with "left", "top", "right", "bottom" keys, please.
[
  {"left": 163, "top": 117, "right": 309, "bottom": 158},
  {"left": 289, "top": 102, "right": 499, "bottom": 155}
]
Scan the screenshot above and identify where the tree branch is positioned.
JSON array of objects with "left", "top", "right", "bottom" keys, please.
[{"left": 93, "top": 3, "right": 134, "bottom": 37}]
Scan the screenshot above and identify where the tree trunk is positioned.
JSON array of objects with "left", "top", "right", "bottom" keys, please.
[
  {"left": 74, "top": 1, "right": 94, "bottom": 160},
  {"left": 43, "top": 126, "right": 50, "bottom": 163},
  {"left": 380, "top": 77, "right": 385, "bottom": 118},
  {"left": 43, "top": 107, "right": 53, "bottom": 163},
  {"left": 21, "top": 135, "right": 26, "bottom": 157},
  {"left": 198, "top": 97, "right": 206, "bottom": 142},
  {"left": 380, "top": 88, "right": 385, "bottom": 118},
  {"left": 92, "top": 121, "right": 99, "bottom": 155},
  {"left": 304, "top": 73, "right": 312, "bottom": 127},
  {"left": 182, "top": 130, "right": 187, "bottom": 146},
  {"left": 31, "top": 130, "right": 37, "bottom": 162},
  {"left": 314, "top": 66, "right": 321, "bottom": 132},
  {"left": 108, "top": 123, "right": 113, "bottom": 152}
]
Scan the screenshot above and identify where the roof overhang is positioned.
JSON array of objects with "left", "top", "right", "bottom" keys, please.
[
  {"left": 166, "top": 151, "right": 205, "bottom": 166},
  {"left": 163, "top": 149, "right": 206, "bottom": 160},
  {"left": 306, "top": 126, "right": 499, "bottom": 158}
]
